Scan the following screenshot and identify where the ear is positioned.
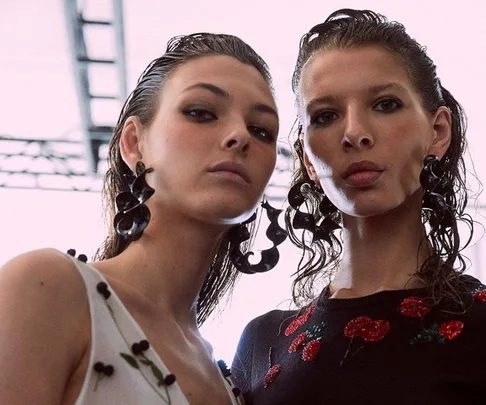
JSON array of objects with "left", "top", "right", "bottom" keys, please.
[
  {"left": 428, "top": 106, "right": 452, "bottom": 159},
  {"left": 119, "top": 116, "right": 145, "bottom": 172},
  {"left": 300, "top": 138, "right": 320, "bottom": 184}
]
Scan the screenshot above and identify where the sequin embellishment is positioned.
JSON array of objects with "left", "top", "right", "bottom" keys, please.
[
  {"left": 438, "top": 320, "right": 464, "bottom": 340},
  {"left": 284, "top": 305, "right": 315, "bottom": 336},
  {"left": 474, "top": 290, "right": 486, "bottom": 303},
  {"left": 344, "top": 316, "right": 390, "bottom": 342},
  {"left": 264, "top": 306, "right": 321, "bottom": 388},
  {"left": 264, "top": 364, "right": 282, "bottom": 388},
  {"left": 302, "top": 339, "right": 322, "bottom": 362},
  {"left": 399, "top": 296, "right": 431, "bottom": 318},
  {"left": 410, "top": 320, "right": 464, "bottom": 345},
  {"left": 341, "top": 316, "right": 390, "bottom": 366}
]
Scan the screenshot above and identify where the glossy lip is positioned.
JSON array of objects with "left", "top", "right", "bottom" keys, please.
[
  {"left": 209, "top": 161, "right": 251, "bottom": 184},
  {"left": 341, "top": 160, "right": 385, "bottom": 180}
]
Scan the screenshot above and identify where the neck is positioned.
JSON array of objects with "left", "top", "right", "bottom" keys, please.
[
  {"left": 331, "top": 195, "right": 429, "bottom": 298},
  {"left": 99, "top": 211, "right": 230, "bottom": 327}
]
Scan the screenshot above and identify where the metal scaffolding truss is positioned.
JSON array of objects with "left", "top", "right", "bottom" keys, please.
[
  {"left": 63, "top": 0, "right": 127, "bottom": 173},
  {"left": 0, "top": 0, "right": 127, "bottom": 192},
  {"left": 0, "top": 135, "right": 105, "bottom": 192},
  {"left": 0, "top": 0, "right": 293, "bottom": 201}
]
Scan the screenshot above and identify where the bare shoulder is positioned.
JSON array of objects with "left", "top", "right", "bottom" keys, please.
[
  {"left": 0, "top": 247, "right": 86, "bottom": 297},
  {"left": 0, "top": 248, "right": 90, "bottom": 404}
]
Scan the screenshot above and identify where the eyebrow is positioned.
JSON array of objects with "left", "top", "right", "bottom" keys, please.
[
  {"left": 305, "top": 82, "right": 410, "bottom": 113},
  {"left": 184, "top": 82, "right": 278, "bottom": 119},
  {"left": 185, "top": 82, "right": 230, "bottom": 98}
]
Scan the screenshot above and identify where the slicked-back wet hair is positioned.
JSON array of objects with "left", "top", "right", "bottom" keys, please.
[
  {"left": 95, "top": 33, "right": 273, "bottom": 324},
  {"left": 287, "top": 9, "right": 474, "bottom": 311}
]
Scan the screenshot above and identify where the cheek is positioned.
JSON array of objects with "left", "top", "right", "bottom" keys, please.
[
  {"left": 261, "top": 149, "right": 277, "bottom": 183},
  {"left": 305, "top": 142, "right": 333, "bottom": 179},
  {"left": 395, "top": 136, "right": 428, "bottom": 194}
]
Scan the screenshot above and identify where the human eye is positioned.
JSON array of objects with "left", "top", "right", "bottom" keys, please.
[
  {"left": 248, "top": 125, "right": 276, "bottom": 143},
  {"left": 182, "top": 107, "right": 217, "bottom": 122},
  {"left": 374, "top": 98, "right": 403, "bottom": 113},
  {"left": 310, "top": 110, "right": 339, "bottom": 127}
]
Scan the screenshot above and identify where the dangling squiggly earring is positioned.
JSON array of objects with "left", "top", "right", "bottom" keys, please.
[
  {"left": 228, "top": 200, "right": 287, "bottom": 274},
  {"left": 420, "top": 155, "right": 453, "bottom": 228},
  {"left": 114, "top": 162, "right": 155, "bottom": 242},
  {"left": 288, "top": 180, "right": 340, "bottom": 244}
]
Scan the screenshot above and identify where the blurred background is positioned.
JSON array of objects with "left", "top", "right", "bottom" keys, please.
[{"left": 1, "top": 0, "right": 485, "bottom": 363}]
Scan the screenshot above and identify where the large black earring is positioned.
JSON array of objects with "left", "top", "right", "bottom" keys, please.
[
  {"left": 114, "top": 162, "right": 155, "bottom": 242},
  {"left": 228, "top": 200, "right": 287, "bottom": 274},
  {"left": 288, "top": 180, "right": 340, "bottom": 244},
  {"left": 420, "top": 155, "right": 453, "bottom": 228}
]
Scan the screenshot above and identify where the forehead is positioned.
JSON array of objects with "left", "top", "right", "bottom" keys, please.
[
  {"left": 299, "top": 45, "right": 417, "bottom": 101},
  {"left": 162, "top": 54, "right": 274, "bottom": 102}
]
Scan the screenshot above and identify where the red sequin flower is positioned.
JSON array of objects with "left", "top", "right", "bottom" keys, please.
[
  {"left": 344, "top": 316, "right": 390, "bottom": 342},
  {"left": 438, "top": 320, "right": 464, "bottom": 340},
  {"left": 284, "top": 305, "right": 315, "bottom": 336},
  {"left": 288, "top": 332, "right": 307, "bottom": 353},
  {"left": 400, "top": 296, "right": 431, "bottom": 318},
  {"left": 302, "top": 339, "right": 321, "bottom": 361},
  {"left": 264, "top": 364, "right": 281, "bottom": 388},
  {"left": 474, "top": 291, "right": 486, "bottom": 303}
]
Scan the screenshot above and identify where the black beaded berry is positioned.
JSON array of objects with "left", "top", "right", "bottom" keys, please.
[{"left": 96, "top": 282, "right": 111, "bottom": 299}]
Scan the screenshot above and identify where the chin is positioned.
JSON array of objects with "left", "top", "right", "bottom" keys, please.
[
  {"left": 203, "top": 199, "right": 259, "bottom": 226},
  {"left": 219, "top": 206, "right": 258, "bottom": 225},
  {"left": 340, "top": 196, "right": 400, "bottom": 219}
]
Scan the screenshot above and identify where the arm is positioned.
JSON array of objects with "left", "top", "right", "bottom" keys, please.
[{"left": 0, "top": 249, "right": 89, "bottom": 405}]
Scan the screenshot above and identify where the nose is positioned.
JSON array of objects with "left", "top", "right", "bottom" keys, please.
[
  {"left": 342, "top": 108, "right": 374, "bottom": 150},
  {"left": 222, "top": 124, "right": 251, "bottom": 153}
]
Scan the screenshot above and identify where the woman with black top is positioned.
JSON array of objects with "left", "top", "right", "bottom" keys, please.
[{"left": 233, "top": 9, "right": 486, "bottom": 404}]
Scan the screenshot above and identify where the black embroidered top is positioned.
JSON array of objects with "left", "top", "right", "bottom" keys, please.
[{"left": 232, "top": 275, "right": 486, "bottom": 405}]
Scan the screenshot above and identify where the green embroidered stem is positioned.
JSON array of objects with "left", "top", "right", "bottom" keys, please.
[{"left": 102, "top": 300, "right": 172, "bottom": 404}]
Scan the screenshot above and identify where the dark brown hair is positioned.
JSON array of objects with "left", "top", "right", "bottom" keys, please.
[
  {"left": 94, "top": 33, "right": 273, "bottom": 324},
  {"left": 287, "top": 9, "right": 474, "bottom": 310}
]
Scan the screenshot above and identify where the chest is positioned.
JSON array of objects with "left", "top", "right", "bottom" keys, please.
[
  {"left": 247, "top": 303, "right": 485, "bottom": 405},
  {"left": 74, "top": 282, "right": 239, "bottom": 405},
  {"left": 147, "top": 333, "right": 234, "bottom": 405}
]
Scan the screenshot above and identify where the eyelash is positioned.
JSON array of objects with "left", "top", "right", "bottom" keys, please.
[
  {"left": 309, "top": 98, "right": 403, "bottom": 128},
  {"left": 373, "top": 98, "right": 403, "bottom": 113},
  {"left": 183, "top": 107, "right": 276, "bottom": 143},
  {"left": 183, "top": 107, "right": 216, "bottom": 122},
  {"left": 309, "top": 110, "right": 339, "bottom": 128},
  {"left": 248, "top": 126, "right": 276, "bottom": 143}
]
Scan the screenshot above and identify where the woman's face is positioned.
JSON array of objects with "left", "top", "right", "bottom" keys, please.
[
  {"left": 297, "top": 45, "right": 450, "bottom": 218},
  {"left": 126, "top": 55, "right": 279, "bottom": 225}
]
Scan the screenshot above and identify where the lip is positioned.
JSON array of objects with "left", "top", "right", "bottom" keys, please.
[
  {"left": 209, "top": 161, "right": 251, "bottom": 184},
  {"left": 341, "top": 160, "right": 385, "bottom": 187}
]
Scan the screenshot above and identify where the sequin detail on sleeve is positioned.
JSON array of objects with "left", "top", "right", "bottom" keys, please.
[
  {"left": 474, "top": 291, "right": 486, "bottom": 303},
  {"left": 264, "top": 364, "right": 282, "bottom": 388},
  {"left": 284, "top": 305, "right": 315, "bottom": 336}
]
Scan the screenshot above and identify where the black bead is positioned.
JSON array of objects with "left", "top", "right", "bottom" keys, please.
[
  {"left": 104, "top": 365, "right": 114, "bottom": 376},
  {"left": 96, "top": 282, "right": 111, "bottom": 299},
  {"left": 139, "top": 339, "right": 150, "bottom": 351},
  {"left": 131, "top": 342, "right": 142, "bottom": 355},
  {"left": 78, "top": 254, "right": 88, "bottom": 263},
  {"left": 232, "top": 387, "right": 241, "bottom": 397},
  {"left": 67, "top": 249, "right": 76, "bottom": 257},
  {"left": 163, "top": 374, "right": 176, "bottom": 385},
  {"left": 93, "top": 362, "right": 105, "bottom": 373},
  {"left": 132, "top": 339, "right": 150, "bottom": 355},
  {"left": 93, "top": 361, "right": 114, "bottom": 376}
]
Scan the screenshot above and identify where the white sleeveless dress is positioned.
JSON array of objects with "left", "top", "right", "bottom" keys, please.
[{"left": 68, "top": 255, "right": 243, "bottom": 405}]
